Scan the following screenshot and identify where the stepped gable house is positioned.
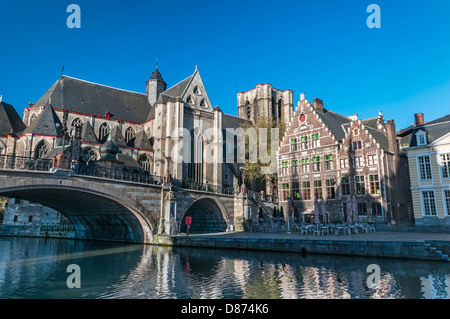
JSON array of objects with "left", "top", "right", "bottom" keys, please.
[{"left": 277, "top": 94, "right": 413, "bottom": 224}]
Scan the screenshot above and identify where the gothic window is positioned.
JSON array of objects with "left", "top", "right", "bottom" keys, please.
[
  {"left": 138, "top": 153, "right": 152, "bottom": 172},
  {"left": 200, "top": 99, "right": 207, "bottom": 108},
  {"left": 193, "top": 86, "right": 201, "bottom": 95},
  {"left": 125, "top": 126, "right": 136, "bottom": 147},
  {"left": 186, "top": 95, "right": 194, "bottom": 105},
  {"left": 71, "top": 118, "right": 83, "bottom": 128},
  {"left": 34, "top": 140, "right": 49, "bottom": 158},
  {"left": 81, "top": 146, "right": 99, "bottom": 163},
  {"left": 30, "top": 113, "right": 37, "bottom": 125},
  {"left": 98, "top": 123, "right": 110, "bottom": 144}
]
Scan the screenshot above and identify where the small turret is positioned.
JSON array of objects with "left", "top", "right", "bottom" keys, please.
[{"left": 146, "top": 67, "right": 167, "bottom": 106}]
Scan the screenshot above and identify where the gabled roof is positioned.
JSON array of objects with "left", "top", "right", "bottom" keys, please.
[
  {"left": 0, "top": 101, "right": 26, "bottom": 135},
  {"left": 33, "top": 76, "right": 152, "bottom": 124},
  {"left": 109, "top": 125, "right": 127, "bottom": 147},
  {"left": 159, "top": 75, "right": 194, "bottom": 102},
  {"left": 81, "top": 121, "right": 98, "bottom": 144},
  {"left": 134, "top": 130, "right": 152, "bottom": 151},
  {"left": 22, "top": 104, "right": 63, "bottom": 137},
  {"left": 409, "top": 114, "right": 450, "bottom": 147},
  {"left": 315, "top": 108, "right": 351, "bottom": 140}
]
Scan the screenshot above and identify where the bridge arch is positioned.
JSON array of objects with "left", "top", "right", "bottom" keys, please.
[
  {"left": 180, "top": 196, "right": 230, "bottom": 234},
  {"left": 0, "top": 178, "right": 156, "bottom": 243}
]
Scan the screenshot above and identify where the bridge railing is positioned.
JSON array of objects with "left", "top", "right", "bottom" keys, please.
[
  {"left": 177, "top": 179, "right": 239, "bottom": 196},
  {"left": 0, "top": 155, "right": 52, "bottom": 171},
  {"left": 73, "top": 164, "right": 164, "bottom": 186}
]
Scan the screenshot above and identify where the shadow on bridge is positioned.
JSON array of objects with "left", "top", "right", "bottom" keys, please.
[{"left": 2, "top": 187, "right": 146, "bottom": 243}]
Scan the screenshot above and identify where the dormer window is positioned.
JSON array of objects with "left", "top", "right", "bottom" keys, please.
[{"left": 416, "top": 130, "right": 427, "bottom": 146}]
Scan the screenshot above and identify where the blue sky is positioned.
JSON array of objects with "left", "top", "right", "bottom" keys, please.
[{"left": 1, "top": 0, "right": 449, "bottom": 129}]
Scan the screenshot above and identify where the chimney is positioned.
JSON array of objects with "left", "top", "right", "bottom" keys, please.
[
  {"left": 414, "top": 113, "right": 424, "bottom": 126},
  {"left": 313, "top": 98, "right": 323, "bottom": 112}
]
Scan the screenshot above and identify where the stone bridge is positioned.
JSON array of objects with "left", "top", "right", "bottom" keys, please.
[{"left": 0, "top": 169, "right": 246, "bottom": 243}]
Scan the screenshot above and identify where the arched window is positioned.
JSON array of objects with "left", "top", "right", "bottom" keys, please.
[
  {"left": 193, "top": 86, "right": 201, "bottom": 95},
  {"left": 125, "top": 126, "right": 136, "bottom": 147},
  {"left": 34, "top": 140, "right": 49, "bottom": 158},
  {"left": 246, "top": 101, "right": 251, "bottom": 120},
  {"left": 81, "top": 146, "right": 99, "bottom": 163},
  {"left": 138, "top": 153, "right": 152, "bottom": 172},
  {"left": 29, "top": 113, "right": 37, "bottom": 125},
  {"left": 98, "top": 123, "right": 110, "bottom": 144},
  {"left": 71, "top": 118, "right": 83, "bottom": 128},
  {"left": 200, "top": 99, "right": 206, "bottom": 108},
  {"left": 186, "top": 95, "right": 194, "bottom": 106}
]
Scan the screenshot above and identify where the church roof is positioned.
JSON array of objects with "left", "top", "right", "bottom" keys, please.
[
  {"left": 109, "top": 125, "right": 127, "bottom": 147},
  {"left": 22, "top": 104, "right": 63, "bottom": 137},
  {"left": 80, "top": 121, "right": 99, "bottom": 144},
  {"left": 0, "top": 101, "right": 26, "bottom": 135},
  {"left": 33, "top": 76, "right": 152, "bottom": 124},
  {"left": 149, "top": 67, "right": 165, "bottom": 82},
  {"left": 134, "top": 130, "right": 153, "bottom": 151},
  {"left": 159, "top": 74, "right": 194, "bottom": 103}
]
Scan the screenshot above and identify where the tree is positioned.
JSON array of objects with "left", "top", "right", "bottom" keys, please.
[
  {"left": 0, "top": 197, "right": 7, "bottom": 222},
  {"left": 239, "top": 116, "right": 286, "bottom": 192}
]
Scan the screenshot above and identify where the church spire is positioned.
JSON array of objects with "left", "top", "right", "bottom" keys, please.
[{"left": 146, "top": 67, "right": 167, "bottom": 106}]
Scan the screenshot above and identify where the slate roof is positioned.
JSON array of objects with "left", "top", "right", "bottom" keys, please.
[
  {"left": 81, "top": 121, "right": 99, "bottom": 144},
  {"left": 33, "top": 76, "right": 152, "bottom": 124},
  {"left": 158, "top": 75, "right": 194, "bottom": 104},
  {"left": 409, "top": 114, "right": 450, "bottom": 147},
  {"left": 0, "top": 101, "right": 26, "bottom": 135},
  {"left": 315, "top": 108, "right": 351, "bottom": 140},
  {"left": 134, "top": 130, "right": 152, "bottom": 151},
  {"left": 22, "top": 104, "right": 63, "bottom": 137}
]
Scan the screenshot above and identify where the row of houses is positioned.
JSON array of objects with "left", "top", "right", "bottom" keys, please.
[{"left": 274, "top": 94, "right": 450, "bottom": 228}]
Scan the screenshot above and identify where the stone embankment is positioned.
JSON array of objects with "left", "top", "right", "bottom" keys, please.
[{"left": 155, "top": 231, "right": 450, "bottom": 262}]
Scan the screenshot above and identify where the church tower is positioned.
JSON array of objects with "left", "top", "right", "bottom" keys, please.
[{"left": 146, "top": 67, "right": 167, "bottom": 106}]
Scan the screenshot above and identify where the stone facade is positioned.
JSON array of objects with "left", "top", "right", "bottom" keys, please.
[{"left": 277, "top": 95, "right": 413, "bottom": 224}]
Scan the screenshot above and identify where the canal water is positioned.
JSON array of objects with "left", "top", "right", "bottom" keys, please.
[{"left": 0, "top": 236, "right": 449, "bottom": 299}]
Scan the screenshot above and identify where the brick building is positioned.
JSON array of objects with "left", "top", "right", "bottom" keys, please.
[{"left": 277, "top": 94, "right": 413, "bottom": 224}]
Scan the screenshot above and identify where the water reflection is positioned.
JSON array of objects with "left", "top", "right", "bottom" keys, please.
[{"left": 0, "top": 237, "right": 449, "bottom": 299}]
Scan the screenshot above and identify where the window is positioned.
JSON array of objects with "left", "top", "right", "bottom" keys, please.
[
  {"left": 14, "top": 216, "right": 18, "bottom": 223},
  {"left": 341, "top": 177, "right": 351, "bottom": 196},
  {"left": 314, "top": 180, "right": 322, "bottom": 199},
  {"left": 418, "top": 156, "right": 432, "bottom": 180},
  {"left": 326, "top": 179, "right": 335, "bottom": 199},
  {"left": 357, "top": 202, "right": 368, "bottom": 215},
  {"left": 301, "top": 136, "right": 308, "bottom": 150},
  {"left": 367, "top": 154, "right": 378, "bottom": 166},
  {"left": 416, "top": 131, "right": 427, "bottom": 146},
  {"left": 246, "top": 101, "right": 251, "bottom": 120},
  {"left": 299, "top": 114, "right": 306, "bottom": 123},
  {"left": 290, "top": 138, "right": 298, "bottom": 152},
  {"left": 354, "top": 156, "right": 364, "bottom": 167},
  {"left": 355, "top": 176, "right": 366, "bottom": 195},
  {"left": 301, "top": 158, "right": 310, "bottom": 173},
  {"left": 28, "top": 216, "right": 33, "bottom": 223},
  {"left": 422, "top": 191, "right": 437, "bottom": 216},
  {"left": 302, "top": 181, "right": 311, "bottom": 200},
  {"left": 324, "top": 154, "right": 334, "bottom": 170},
  {"left": 98, "top": 123, "right": 110, "bottom": 144},
  {"left": 371, "top": 202, "right": 382, "bottom": 216},
  {"left": 312, "top": 156, "right": 321, "bottom": 172},
  {"left": 369, "top": 174, "right": 380, "bottom": 194},
  {"left": 71, "top": 118, "right": 83, "bottom": 128},
  {"left": 34, "top": 140, "right": 49, "bottom": 158},
  {"left": 340, "top": 158, "right": 349, "bottom": 169},
  {"left": 281, "top": 161, "right": 289, "bottom": 176},
  {"left": 444, "top": 190, "right": 450, "bottom": 216},
  {"left": 138, "top": 153, "right": 152, "bottom": 172},
  {"left": 125, "top": 126, "right": 136, "bottom": 147},
  {"left": 440, "top": 153, "right": 450, "bottom": 179},
  {"left": 353, "top": 140, "right": 362, "bottom": 150},
  {"left": 292, "top": 159, "right": 299, "bottom": 175},
  {"left": 292, "top": 182, "right": 301, "bottom": 200},
  {"left": 200, "top": 99, "right": 207, "bottom": 108},
  {"left": 311, "top": 133, "right": 320, "bottom": 148},
  {"left": 281, "top": 183, "right": 290, "bottom": 201}
]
